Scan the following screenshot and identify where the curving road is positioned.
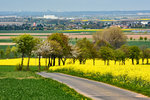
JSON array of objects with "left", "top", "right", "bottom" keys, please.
[{"left": 38, "top": 72, "right": 150, "bottom": 100}]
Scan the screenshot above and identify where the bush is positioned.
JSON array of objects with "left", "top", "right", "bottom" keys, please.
[
  {"left": 139, "top": 37, "right": 143, "bottom": 40},
  {"left": 15, "top": 64, "right": 22, "bottom": 71}
]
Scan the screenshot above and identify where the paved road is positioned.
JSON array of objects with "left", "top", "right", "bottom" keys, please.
[{"left": 38, "top": 72, "right": 150, "bottom": 100}]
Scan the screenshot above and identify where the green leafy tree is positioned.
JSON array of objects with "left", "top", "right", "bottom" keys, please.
[
  {"left": 5, "top": 46, "right": 11, "bottom": 58},
  {"left": 76, "top": 38, "right": 89, "bottom": 64},
  {"left": 76, "top": 38, "right": 97, "bottom": 65},
  {"left": 48, "top": 40, "right": 62, "bottom": 66},
  {"left": 129, "top": 46, "right": 141, "bottom": 65},
  {"left": 99, "top": 46, "right": 114, "bottom": 65},
  {"left": 144, "top": 37, "right": 147, "bottom": 42},
  {"left": 140, "top": 46, "right": 148, "bottom": 64},
  {"left": 48, "top": 33, "right": 71, "bottom": 65},
  {"left": 145, "top": 48, "right": 150, "bottom": 64},
  {"left": 114, "top": 49, "right": 126, "bottom": 65},
  {"left": 0, "top": 49, "right": 4, "bottom": 59},
  {"left": 13, "top": 34, "right": 39, "bottom": 70},
  {"left": 120, "top": 45, "right": 129, "bottom": 59},
  {"left": 130, "top": 37, "right": 133, "bottom": 40},
  {"left": 139, "top": 37, "right": 143, "bottom": 40},
  {"left": 11, "top": 46, "right": 18, "bottom": 58}
]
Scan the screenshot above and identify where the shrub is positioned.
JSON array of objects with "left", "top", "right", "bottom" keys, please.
[{"left": 15, "top": 64, "right": 22, "bottom": 71}]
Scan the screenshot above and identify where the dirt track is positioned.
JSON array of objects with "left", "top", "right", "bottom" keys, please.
[
  {"left": 0, "top": 34, "right": 150, "bottom": 39},
  {"left": 0, "top": 43, "right": 16, "bottom": 45}
]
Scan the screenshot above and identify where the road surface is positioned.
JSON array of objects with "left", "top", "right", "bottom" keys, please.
[{"left": 38, "top": 72, "right": 150, "bottom": 100}]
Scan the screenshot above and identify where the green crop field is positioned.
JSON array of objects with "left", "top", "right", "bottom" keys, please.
[
  {"left": 69, "top": 38, "right": 150, "bottom": 48},
  {"left": 127, "top": 41, "right": 150, "bottom": 48},
  {"left": 0, "top": 45, "right": 15, "bottom": 51},
  {"left": 0, "top": 39, "right": 13, "bottom": 43},
  {"left": 0, "top": 65, "right": 90, "bottom": 100},
  {"left": 0, "top": 40, "right": 150, "bottom": 51}
]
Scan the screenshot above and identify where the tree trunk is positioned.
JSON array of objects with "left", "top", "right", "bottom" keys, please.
[
  {"left": 53, "top": 56, "right": 55, "bottom": 66},
  {"left": 58, "top": 57, "right": 61, "bottom": 66},
  {"left": 83, "top": 59, "right": 86, "bottom": 64},
  {"left": 93, "top": 58, "right": 95, "bottom": 65},
  {"left": 79, "top": 60, "right": 82, "bottom": 64},
  {"left": 142, "top": 58, "right": 144, "bottom": 65},
  {"left": 27, "top": 56, "right": 30, "bottom": 71},
  {"left": 119, "top": 61, "right": 121, "bottom": 65},
  {"left": 114, "top": 60, "right": 116, "bottom": 65},
  {"left": 45, "top": 57, "right": 47, "bottom": 70},
  {"left": 61, "top": 58, "right": 66, "bottom": 65},
  {"left": 38, "top": 55, "right": 41, "bottom": 71},
  {"left": 50, "top": 56, "right": 52, "bottom": 66},
  {"left": 104, "top": 60, "right": 106, "bottom": 65},
  {"left": 107, "top": 60, "right": 109, "bottom": 65},
  {"left": 48, "top": 56, "right": 50, "bottom": 68},
  {"left": 147, "top": 58, "right": 149, "bottom": 64},
  {"left": 21, "top": 53, "right": 24, "bottom": 70},
  {"left": 136, "top": 59, "right": 139, "bottom": 65},
  {"left": 123, "top": 60, "right": 125, "bottom": 65},
  {"left": 73, "top": 58, "right": 76, "bottom": 64},
  {"left": 132, "top": 58, "right": 134, "bottom": 65}
]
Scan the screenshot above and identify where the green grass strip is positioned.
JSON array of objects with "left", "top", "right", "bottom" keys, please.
[{"left": 0, "top": 65, "right": 91, "bottom": 100}]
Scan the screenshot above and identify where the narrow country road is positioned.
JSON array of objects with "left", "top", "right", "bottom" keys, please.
[{"left": 37, "top": 72, "right": 150, "bottom": 100}]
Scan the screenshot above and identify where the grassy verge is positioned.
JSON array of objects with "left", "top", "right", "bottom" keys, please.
[
  {"left": 49, "top": 67, "right": 150, "bottom": 97},
  {"left": 0, "top": 65, "right": 91, "bottom": 100}
]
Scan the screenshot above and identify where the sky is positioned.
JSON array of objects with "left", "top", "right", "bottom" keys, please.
[{"left": 0, "top": 0, "right": 150, "bottom": 12}]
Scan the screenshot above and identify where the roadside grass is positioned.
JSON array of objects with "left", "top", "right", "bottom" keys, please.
[{"left": 0, "top": 65, "right": 91, "bottom": 100}]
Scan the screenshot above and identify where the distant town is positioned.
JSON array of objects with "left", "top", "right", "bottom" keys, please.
[{"left": 1, "top": 10, "right": 150, "bottom": 31}]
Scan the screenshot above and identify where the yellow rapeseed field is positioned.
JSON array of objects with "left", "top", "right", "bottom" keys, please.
[
  {"left": 49, "top": 59, "right": 150, "bottom": 82},
  {"left": 0, "top": 58, "right": 150, "bottom": 82},
  {"left": 0, "top": 58, "right": 47, "bottom": 66},
  {"left": 63, "top": 29, "right": 148, "bottom": 32}
]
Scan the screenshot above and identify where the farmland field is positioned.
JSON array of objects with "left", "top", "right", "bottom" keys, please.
[
  {"left": 127, "top": 41, "right": 150, "bottom": 48},
  {"left": 0, "top": 39, "right": 150, "bottom": 51},
  {"left": 0, "top": 65, "right": 90, "bottom": 100},
  {"left": 49, "top": 59, "right": 150, "bottom": 97},
  {"left": 0, "top": 58, "right": 150, "bottom": 97},
  {"left": 0, "top": 30, "right": 150, "bottom": 58},
  {"left": 0, "top": 29, "right": 148, "bottom": 33}
]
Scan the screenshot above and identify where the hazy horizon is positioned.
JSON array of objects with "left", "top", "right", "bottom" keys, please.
[{"left": 0, "top": 0, "right": 150, "bottom": 12}]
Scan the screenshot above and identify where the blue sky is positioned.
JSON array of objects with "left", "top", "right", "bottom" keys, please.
[{"left": 0, "top": 0, "right": 150, "bottom": 11}]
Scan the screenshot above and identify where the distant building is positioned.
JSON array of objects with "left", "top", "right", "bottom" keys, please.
[
  {"left": 141, "top": 21, "right": 148, "bottom": 25},
  {"left": 43, "top": 15, "right": 58, "bottom": 19},
  {"left": 33, "top": 22, "right": 36, "bottom": 26}
]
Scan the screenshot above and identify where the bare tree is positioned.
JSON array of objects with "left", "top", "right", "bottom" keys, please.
[{"left": 93, "top": 27, "right": 127, "bottom": 49}]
